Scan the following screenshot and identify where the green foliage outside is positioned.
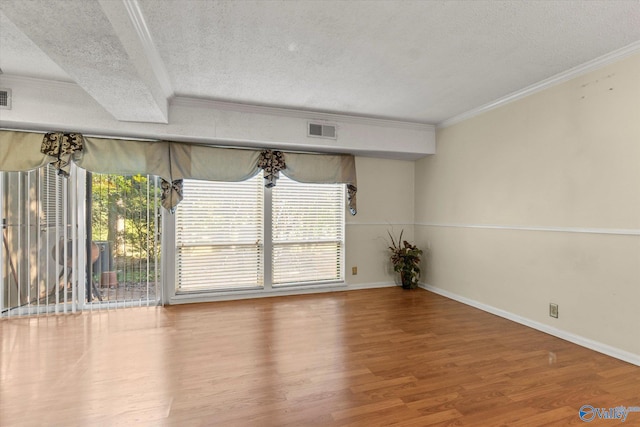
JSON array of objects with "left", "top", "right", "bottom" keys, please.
[{"left": 91, "top": 174, "right": 161, "bottom": 283}]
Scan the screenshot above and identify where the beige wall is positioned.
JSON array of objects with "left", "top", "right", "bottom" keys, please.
[
  {"left": 414, "top": 54, "right": 640, "bottom": 357},
  {"left": 346, "top": 157, "right": 415, "bottom": 286}
]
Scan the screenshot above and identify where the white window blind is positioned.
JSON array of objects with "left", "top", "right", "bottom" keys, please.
[
  {"left": 175, "top": 175, "right": 264, "bottom": 291},
  {"left": 272, "top": 175, "right": 345, "bottom": 286},
  {"left": 40, "top": 164, "right": 64, "bottom": 228}
]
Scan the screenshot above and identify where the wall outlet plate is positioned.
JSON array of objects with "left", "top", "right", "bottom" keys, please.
[{"left": 549, "top": 303, "right": 559, "bottom": 318}]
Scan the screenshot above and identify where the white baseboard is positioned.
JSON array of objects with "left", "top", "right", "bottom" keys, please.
[
  {"left": 419, "top": 283, "right": 640, "bottom": 367},
  {"left": 346, "top": 281, "right": 397, "bottom": 290}
]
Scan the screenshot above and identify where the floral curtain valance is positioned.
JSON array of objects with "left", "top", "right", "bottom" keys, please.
[
  {"left": 0, "top": 129, "right": 358, "bottom": 215},
  {"left": 40, "top": 132, "right": 84, "bottom": 177},
  {"left": 258, "top": 150, "right": 286, "bottom": 188}
]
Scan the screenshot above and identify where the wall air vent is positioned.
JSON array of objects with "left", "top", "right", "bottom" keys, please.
[
  {"left": 0, "top": 88, "right": 11, "bottom": 110},
  {"left": 308, "top": 122, "right": 337, "bottom": 140}
]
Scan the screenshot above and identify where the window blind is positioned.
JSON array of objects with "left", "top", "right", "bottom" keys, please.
[
  {"left": 40, "top": 164, "right": 64, "bottom": 228},
  {"left": 175, "top": 175, "right": 264, "bottom": 291},
  {"left": 272, "top": 175, "right": 344, "bottom": 285}
]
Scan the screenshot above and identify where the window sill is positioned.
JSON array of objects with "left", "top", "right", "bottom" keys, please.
[{"left": 170, "top": 281, "right": 348, "bottom": 304}]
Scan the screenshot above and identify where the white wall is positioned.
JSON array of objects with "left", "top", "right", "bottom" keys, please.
[
  {"left": 346, "top": 157, "right": 415, "bottom": 287},
  {"left": 414, "top": 54, "right": 640, "bottom": 361}
]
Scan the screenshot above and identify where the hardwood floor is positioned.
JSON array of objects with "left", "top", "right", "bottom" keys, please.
[{"left": 1, "top": 288, "right": 639, "bottom": 426}]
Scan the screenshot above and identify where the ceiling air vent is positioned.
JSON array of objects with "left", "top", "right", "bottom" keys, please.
[
  {"left": 0, "top": 88, "right": 11, "bottom": 110},
  {"left": 308, "top": 122, "right": 337, "bottom": 140}
]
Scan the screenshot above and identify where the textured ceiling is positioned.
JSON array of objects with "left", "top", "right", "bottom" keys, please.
[{"left": 1, "top": 0, "right": 639, "bottom": 125}]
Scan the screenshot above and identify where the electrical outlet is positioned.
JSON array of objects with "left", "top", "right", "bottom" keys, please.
[
  {"left": 549, "top": 303, "right": 558, "bottom": 318},
  {"left": 352, "top": 266, "right": 357, "bottom": 275}
]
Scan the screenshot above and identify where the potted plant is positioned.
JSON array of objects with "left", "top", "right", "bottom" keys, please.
[{"left": 388, "top": 230, "right": 423, "bottom": 289}]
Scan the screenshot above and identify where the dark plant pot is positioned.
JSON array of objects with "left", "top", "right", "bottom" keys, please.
[{"left": 400, "top": 272, "right": 413, "bottom": 289}]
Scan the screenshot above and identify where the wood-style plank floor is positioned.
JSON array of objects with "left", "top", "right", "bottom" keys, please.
[{"left": 1, "top": 288, "right": 639, "bottom": 426}]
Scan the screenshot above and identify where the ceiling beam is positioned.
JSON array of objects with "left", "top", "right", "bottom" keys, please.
[
  {"left": 0, "top": 0, "right": 169, "bottom": 123},
  {"left": 99, "top": 0, "right": 172, "bottom": 114}
]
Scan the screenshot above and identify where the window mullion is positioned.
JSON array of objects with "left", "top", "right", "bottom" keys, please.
[{"left": 263, "top": 184, "right": 273, "bottom": 291}]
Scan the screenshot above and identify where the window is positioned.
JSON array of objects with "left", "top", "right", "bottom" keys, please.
[
  {"left": 174, "top": 173, "right": 345, "bottom": 293},
  {"left": 40, "top": 164, "right": 64, "bottom": 228},
  {"left": 176, "top": 175, "right": 264, "bottom": 291},
  {"left": 272, "top": 175, "right": 344, "bottom": 286}
]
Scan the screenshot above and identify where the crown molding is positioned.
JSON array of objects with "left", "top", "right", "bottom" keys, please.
[
  {"left": 438, "top": 40, "right": 640, "bottom": 129},
  {"left": 0, "top": 74, "right": 79, "bottom": 90},
  {"left": 171, "top": 96, "right": 436, "bottom": 131}
]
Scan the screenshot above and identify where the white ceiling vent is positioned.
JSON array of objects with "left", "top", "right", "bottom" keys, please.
[
  {"left": 0, "top": 88, "right": 11, "bottom": 110},
  {"left": 308, "top": 122, "right": 337, "bottom": 140}
]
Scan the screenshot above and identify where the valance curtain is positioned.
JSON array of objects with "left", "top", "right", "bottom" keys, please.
[
  {"left": 0, "top": 130, "right": 51, "bottom": 171},
  {"left": 0, "top": 130, "right": 358, "bottom": 214},
  {"left": 284, "top": 153, "right": 358, "bottom": 215}
]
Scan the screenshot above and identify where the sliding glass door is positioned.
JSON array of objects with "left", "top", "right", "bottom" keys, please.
[
  {"left": 89, "top": 173, "right": 163, "bottom": 307},
  {"left": 1, "top": 165, "right": 82, "bottom": 316},
  {"left": 0, "top": 166, "right": 163, "bottom": 317}
]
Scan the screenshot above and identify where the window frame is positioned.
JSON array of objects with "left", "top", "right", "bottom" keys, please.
[
  {"left": 164, "top": 174, "right": 347, "bottom": 303},
  {"left": 271, "top": 175, "right": 345, "bottom": 288},
  {"left": 175, "top": 175, "right": 265, "bottom": 292}
]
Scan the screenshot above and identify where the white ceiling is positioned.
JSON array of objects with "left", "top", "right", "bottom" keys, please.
[{"left": 1, "top": 0, "right": 639, "bottom": 125}]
